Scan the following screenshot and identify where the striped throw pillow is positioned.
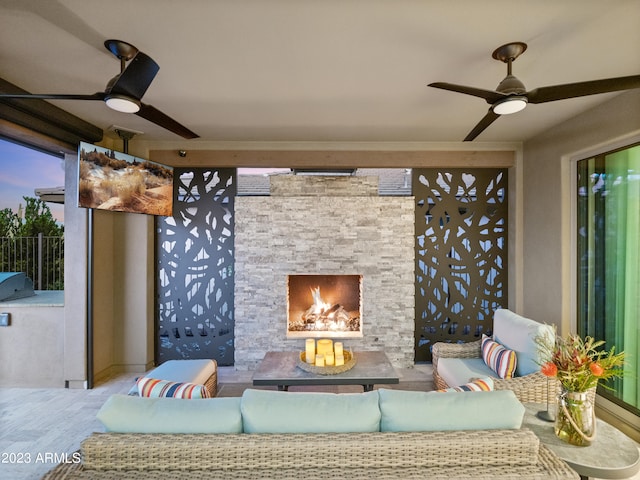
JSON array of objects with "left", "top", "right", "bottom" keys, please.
[
  {"left": 137, "top": 377, "right": 210, "bottom": 399},
  {"left": 436, "top": 376, "right": 494, "bottom": 393},
  {"left": 481, "top": 334, "right": 517, "bottom": 379}
]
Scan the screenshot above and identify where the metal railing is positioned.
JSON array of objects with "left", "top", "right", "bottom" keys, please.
[{"left": 0, "top": 234, "right": 64, "bottom": 290}]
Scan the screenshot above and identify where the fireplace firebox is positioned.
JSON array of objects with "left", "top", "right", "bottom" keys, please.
[{"left": 287, "top": 274, "right": 363, "bottom": 338}]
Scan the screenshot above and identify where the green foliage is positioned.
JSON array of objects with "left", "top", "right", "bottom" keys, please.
[
  {"left": 1, "top": 197, "right": 64, "bottom": 290},
  {"left": 0, "top": 197, "right": 63, "bottom": 237},
  {"left": 20, "top": 197, "right": 63, "bottom": 237},
  {"left": 537, "top": 328, "right": 625, "bottom": 392},
  {"left": 0, "top": 207, "right": 21, "bottom": 237}
]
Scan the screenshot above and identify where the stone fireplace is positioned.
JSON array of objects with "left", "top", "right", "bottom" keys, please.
[
  {"left": 287, "top": 274, "right": 363, "bottom": 338},
  {"left": 234, "top": 175, "right": 415, "bottom": 370}
]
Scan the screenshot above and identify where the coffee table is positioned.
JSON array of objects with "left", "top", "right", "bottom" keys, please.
[
  {"left": 252, "top": 350, "right": 399, "bottom": 391},
  {"left": 523, "top": 403, "right": 640, "bottom": 480}
]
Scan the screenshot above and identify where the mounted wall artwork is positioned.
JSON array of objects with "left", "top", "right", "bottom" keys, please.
[{"left": 77, "top": 142, "right": 173, "bottom": 216}]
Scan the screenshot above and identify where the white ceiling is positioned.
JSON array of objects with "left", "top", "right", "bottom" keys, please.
[{"left": 0, "top": 0, "right": 639, "bottom": 144}]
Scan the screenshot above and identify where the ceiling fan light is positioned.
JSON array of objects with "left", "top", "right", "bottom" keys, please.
[
  {"left": 493, "top": 96, "right": 527, "bottom": 115},
  {"left": 105, "top": 94, "right": 141, "bottom": 113}
]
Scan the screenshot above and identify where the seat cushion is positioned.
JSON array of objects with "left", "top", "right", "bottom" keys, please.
[
  {"left": 145, "top": 359, "right": 217, "bottom": 385},
  {"left": 493, "top": 309, "right": 554, "bottom": 377},
  {"left": 437, "top": 357, "right": 496, "bottom": 387}
]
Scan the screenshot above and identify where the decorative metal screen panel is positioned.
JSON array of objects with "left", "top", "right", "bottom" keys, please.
[
  {"left": 414, "top": 168, "right": 507, "bottom": 362},
  {"left": 156, "top": 168, "right": 236, "bottom": 365}
]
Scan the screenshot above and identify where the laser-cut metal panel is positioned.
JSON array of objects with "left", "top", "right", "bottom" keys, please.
[
  {"left": 414, "top": 169, "right": 508, "bottom": 362},
  {"left": 156, "top": 168, "right": 236, "bottom": 365}
]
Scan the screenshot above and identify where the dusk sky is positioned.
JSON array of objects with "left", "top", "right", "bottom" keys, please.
[{"left": 0, "top": 138, "right": 65, "bottom": 223}]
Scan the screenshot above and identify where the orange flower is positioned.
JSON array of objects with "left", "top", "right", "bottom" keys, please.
[
  {"left": 541, "top": 361, "right": 558, "bottom": 377},
  {"left": 590, "top": 362, "right": 605, "bottom": 377},
  {"left": 536, "top": 330, "right": 625, "bottom": 392}
]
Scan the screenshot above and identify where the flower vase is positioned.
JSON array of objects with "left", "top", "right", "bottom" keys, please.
[{"left": 554, "top": 388, "right": 596, "bottom": 446}]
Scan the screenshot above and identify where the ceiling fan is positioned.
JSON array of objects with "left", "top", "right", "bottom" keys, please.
[
  {"left": 429, "top": 42, "right": 640, "bottom": 141},
  {"left": 0, "top": 39, "right": 199, "bottom": 139}
]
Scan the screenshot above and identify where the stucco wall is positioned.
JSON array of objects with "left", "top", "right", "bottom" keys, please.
[
  {"left": 92, "top": 210, "right": 115, "bottom": 379},
  {"left": 522, "top": 89, "right": 640, "bottom": 333},
  {"left": 0, "top": 292, "right": 64, "bottom": 387},
  {"left": 65, "top": 142, "right": 155, "bottom": 387},
  {"left": 63, "top": 152, "right": 88, "bottom": 387},
  {"left": 111, "top": 213, "right": 155, "bottom": 374}
]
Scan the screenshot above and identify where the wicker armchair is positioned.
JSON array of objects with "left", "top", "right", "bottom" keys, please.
[{"left": 432, "top": 338, "right": 558, "bottom": 404}]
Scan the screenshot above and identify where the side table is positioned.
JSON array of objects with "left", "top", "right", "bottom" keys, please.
[{"left": 523, "top": 403, "right": 640, "bottom": 480}]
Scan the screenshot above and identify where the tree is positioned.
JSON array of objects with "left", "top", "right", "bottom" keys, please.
[
  {"left": 19, "top": 197, "right": 63, "bottom": 237},
  {"left": 0, "top": 207, "right": 21, "bottom": 237},
  {"left": 0, "top": 197, "right": 64, "bottom": 290}
]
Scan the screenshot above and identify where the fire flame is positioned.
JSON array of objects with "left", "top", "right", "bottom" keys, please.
[
  {"left": 309, "top": 286, "right": 347, "bottom": 330},
  {"left": 310, "top": 287, "right": 332, "bottom": 315}
]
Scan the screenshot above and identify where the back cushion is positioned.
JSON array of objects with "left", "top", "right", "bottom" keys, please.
[
  {"left": 97, "top": 394, "right": 242, "bottom": 433},
  {"left": 493, "top": 309, "right": 554, "bottom": 377},
  {"left": 378, "top": 389, "right": 524, "bottom": 432},
  {"left": 241, "top": 389, "right": 381, "bottom": 433}
]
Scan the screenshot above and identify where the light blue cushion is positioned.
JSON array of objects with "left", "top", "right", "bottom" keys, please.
[
  {"left": 493, "top": 309, "right": 553, "bottom": 377},
  {"left": 97, "top": 394, "right": 242, "bottom": 433},
  {"left": 240, "top": 389, "right": 381, "bottom": 433},
  {"left": 378, "top": 389, "right": 524, "bottom": 432},
  {"left": 437, "top": 357, "right": 496, "bottom": 387},
  {"left": 144, "top": 359, "right": 216, "bottom": 385}
]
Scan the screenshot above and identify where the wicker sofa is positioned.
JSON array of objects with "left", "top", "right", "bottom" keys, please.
[
  {"left": 43, "top": 388, "right": 579, "bottom": 480},
  {"left": 432, "top": 309, "right": 557, "bottom": 403}
]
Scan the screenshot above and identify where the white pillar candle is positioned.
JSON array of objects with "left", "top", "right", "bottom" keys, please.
[
  {"left": 316, "top": 339, "right": 333, "bottom": 356},
  {"left": 305, "top": 339, "right": 316, "bottom": 364},
  {"left": 334, "top": 342, "right": 344, "bottom": 357},
  {"left": 325, "top": 352, "right": 335, "bottom": 366},
  {"left": 315, "top": 354, "right": 325, "bottom": 367},
  {"left": 335, "top": 354, "right": 344, "bottom": 366}
]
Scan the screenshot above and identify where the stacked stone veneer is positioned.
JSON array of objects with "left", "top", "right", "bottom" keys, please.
[{"left": 234, "top": 175, "right": 415, "bottom": 370}]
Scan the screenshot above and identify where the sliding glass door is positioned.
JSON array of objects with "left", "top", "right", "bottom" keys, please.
[{"left": 577, "top": 143, "right": 640, "bottom": 412}]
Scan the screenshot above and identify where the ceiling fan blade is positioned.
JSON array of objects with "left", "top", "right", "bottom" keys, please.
[
  {"left": 137, "top": 103, "right": 199, "bottom": 139},
  {"left": 429, "top": 82, "right": 508, "bottom": 104},
  {"left": 463, "top": 109, "right": 501, "bottom": 141},
  {"left": 108, "top": 52, "right": 160, "bottom": 100},
  {"left": 0, "top": 92, "right": 105, "bottom": 101},
  {"left": 528, "top": 75, "right": 640, "bottom": 104}
]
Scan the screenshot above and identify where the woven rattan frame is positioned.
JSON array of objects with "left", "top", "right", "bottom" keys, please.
[
  {"left": 42, "top": 430, "right": 579, "bottom": 480},
  {"left": 203, "top": 369, "right": 218, "bottom": 397},
  {"left": 431, "top": 340, "right": 558, "bottom": 404}
]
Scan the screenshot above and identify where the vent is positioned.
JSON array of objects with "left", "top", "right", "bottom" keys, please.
[{"left": 293, "top": 169, "right": 356, "bottom": 176}]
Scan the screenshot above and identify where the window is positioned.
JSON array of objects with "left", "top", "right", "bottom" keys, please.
[
  {"left": 577, "top": 143, "right": 640, "bottom": 413},
  {"left": 0, "top": 137, "right": 65, "bottom": 290}
]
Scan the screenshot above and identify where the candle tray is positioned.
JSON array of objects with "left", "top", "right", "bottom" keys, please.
[{"left": 297, "top": 350, "right": 356, "bottom": 375}]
